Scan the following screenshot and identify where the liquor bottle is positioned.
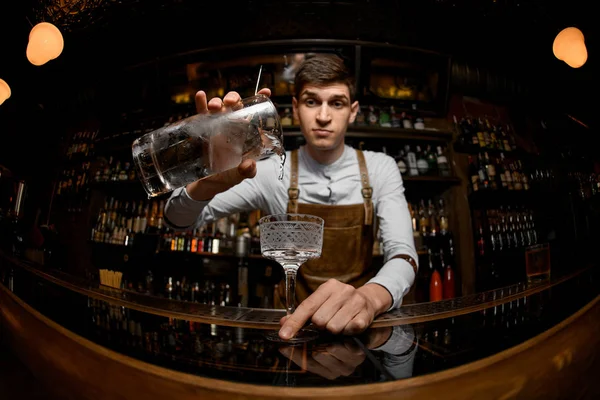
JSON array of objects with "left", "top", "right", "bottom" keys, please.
[
  {"left": 426, "top": 145, "right": 438, "bottom": 174},
  {"left": 458, "top": 116, "right": 472, "bottom": 146},
  {"left": 429, "top": 252, "right": 443, "bottom": 302},
  {"left": 496, "top": 156, "right": 508, "bottom": 190},
  {"left": 500, "top": 153, "right": 514, "bottom": 190},
  {"left": 477, "top": 153, "right": 490, "bottom": 190},
  {"left": 438, "top": 198, "right": 449, "bottom": 236},
  {"left": 476, "top": 118, "right": 486, "bottom": 148},
  {"left": 409, "top": 202, "right": 423, "bottom": 250},
  {"left": 484, "top": 152, "right": 497, "bottom": 190},
  {"left": 428, "top": 199, "right": 439, "bottom": 237},
  {"left": 419, "top": 249, "right": 434, "bottom": 302},
  {"left": 367, "top": 105, "right": 378, "bottom": 126},
  {"left": 442, "top": 248, "right": 455, "bottom": 299},
  {"left": 402, "top": 111, "right": 413, "bottom": 129},
  {"left": 355, "top": 106, "right": 366, "bottom": 126},
  {"left": 477, "top": 225, "right": 486, "bottom": 256},
  {"left": 379, "top": 106, "right": 391, "bottom": 127},
  {"left": 468, "top": 155, "right": 480, "bottom": 193},
  {"left": 467, "top": 117, "right": 479, "bottom": 147},
  {"left": 390, "top": 105, "right": 402, "bottom": 128},
  {"left": 436, "top": 146, "right": 450, "bottom": 177},
  {"left": 483, "top": 119, "right": 492, "bottom": 148},
  {"left": 416, "top": 146, "right": 429, "bottom": 175},
  {"left": 506, "top": 124, "right": 517, "bottom": 151},
  {"left": 418, "top": 199, "right": 429, "bottom": 238},
  {"left": 280, "top": 108, "right": 293, "bottom": 126},
  {"left": 396, "top": 150, "right": 408, "bottom": 175},
  {"left": 405, "top": 145, "right": 419, "bottom": 176},
  {"left": 499, "top": 124, "right": 512, "bottom": 152},
  {"left": 490, "top": 124, "right": 499, "bottom": 150}
]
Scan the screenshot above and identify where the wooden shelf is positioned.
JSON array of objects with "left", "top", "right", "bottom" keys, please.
[
  {"left": 89, "top": 240, "right": 266, "bottom": 260},
  {"left": 453, "top": 143, "right": 536, "bottom": 160},
  {"left": 284, "top": 126, "right": 452, "bottom": 141},
  {"left": 89, "top": 180, "right": 171, "bottom": 200},
  {"left": 403, "top": 175, "right": 461, "bottom": 184},
  {"left": 158, "top": 250, "right": 265, "bottom": 260}
]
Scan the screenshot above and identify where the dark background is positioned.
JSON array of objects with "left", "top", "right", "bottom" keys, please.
[{"left": 0, "top": 0, "right": 597, "bottom": 202}]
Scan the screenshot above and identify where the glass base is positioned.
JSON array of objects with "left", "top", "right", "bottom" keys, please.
[{"left": 264, "top": 328, "right": 320, "bottom": 344}]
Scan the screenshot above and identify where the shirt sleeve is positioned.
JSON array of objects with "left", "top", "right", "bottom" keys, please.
[
  {"left": 163, "top": 157, "right": 277, "bottom": 230},
  {"left": 365, "top": 154, "right": 419, "bottom": 310},
  {"left": 371, "top": 325, "right": 417, "bottom": 380}
]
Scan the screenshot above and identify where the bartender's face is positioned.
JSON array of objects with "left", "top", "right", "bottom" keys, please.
[{"left": 293, "top": 84, "right": 359, "bottom": 155}]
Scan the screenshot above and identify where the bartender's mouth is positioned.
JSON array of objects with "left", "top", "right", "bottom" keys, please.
[{"left": 313, "top": 129, "right": 333, "bottom": 136}]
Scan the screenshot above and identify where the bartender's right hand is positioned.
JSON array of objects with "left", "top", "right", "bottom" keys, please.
[
  {"left": 185, "top": 88, "right": 272, "bottom": 201},
  {"left": 278, "top": 327, "right": 392, "bottom": 380}
]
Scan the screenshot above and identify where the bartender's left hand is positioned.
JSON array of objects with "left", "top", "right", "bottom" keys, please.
[{"left": 279, "top": 279, "right": 392, "bottom": 340}]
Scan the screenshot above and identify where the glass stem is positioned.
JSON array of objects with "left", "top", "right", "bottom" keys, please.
[{"left": 283, "top": 266, "right": 299, "bottom": 316}]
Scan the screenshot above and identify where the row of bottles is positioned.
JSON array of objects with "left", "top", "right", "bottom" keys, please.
[
  {"left": 408, "top": 198, "right": 452, "bottom": 251},
  {"left": 159, "top": 212, "right": 262, "bottom": 255},
  {"left": 99, "top": 111, "right": 191, "bottom": 142},
  {"left": 474, "top": 206, "right": 539, "bottom": 257},
  {"left": 66, "top": 130, "right": 98, "bottom": 159},
  {"left": 454, "top": 115, "right": 517, "bottom": 152},
  {"left": 416, "top": 243, "right": 456, "bottom": 303},
  {"left": 87, "top": 299, "right": 279, "bottom": 368},
  {"left": 393, "top": 144, "right": 451, "bottom": 177},
  {"left": 91, "top": 197, "right": 165, "bottom": 245},
  {"left": 162, "top": 225, "right": 235, "bottom": 255},
  {"left": 356, "top": 104, "right": 427, "bottom": 129},
  {"left": 54, "top": 161, "right": 92, "bottom": 213},
  {"left": 569, "top": 171, "right": 600, "bottom": 201},
  {"left": 94, "top": 156, "right": 137, "bottom": 183},
  {"left": 90, "top": 199, "right": 265, "bottom": 258},
  {"left": 419, "top": 289, "right": 541, "bottom": 355},
  {"left": 468, "top": 152, "right": 531, "bottom": 193},
  {"left": 279, "top": 104, "right": 430, "bottom": 130}
]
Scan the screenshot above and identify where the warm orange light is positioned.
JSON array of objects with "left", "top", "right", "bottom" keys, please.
[
  {"left": 0, "top": 79, "right": 11, "bottom": 105},
  {"left": 553, "top": 27, "right": 588, "bottom": 68},
  {"left": 26, "top": 22, "right": 64, "bottom": 66}
]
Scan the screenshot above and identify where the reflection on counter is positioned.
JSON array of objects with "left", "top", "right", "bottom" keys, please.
[{"left": 1, "top": 253, "right": 597, "bottom": 389}]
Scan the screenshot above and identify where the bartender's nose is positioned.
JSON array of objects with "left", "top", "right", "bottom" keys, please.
[{"left": 316, "top": 104, "right": 332, "bottom": 125}]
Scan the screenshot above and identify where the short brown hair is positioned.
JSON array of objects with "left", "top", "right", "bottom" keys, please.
[{"left": 294, "top": 53, "right": 356, "bottom": 101}]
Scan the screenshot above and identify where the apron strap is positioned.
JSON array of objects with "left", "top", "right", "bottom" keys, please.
[
  {"left": 287, "top": 149, "right": 299, "bottom": 214},
  {"left": 355, "top": 150, "right": 374, "bottom": 226}
]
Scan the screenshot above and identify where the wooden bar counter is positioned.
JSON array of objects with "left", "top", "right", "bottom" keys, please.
[{"left": 0, "top": 252, "right": 598, "bottom": 399}]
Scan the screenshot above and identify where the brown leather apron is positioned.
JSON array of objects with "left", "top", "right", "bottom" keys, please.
[{"left": 275, "top": 149, "right": 376, "bottom": 307}]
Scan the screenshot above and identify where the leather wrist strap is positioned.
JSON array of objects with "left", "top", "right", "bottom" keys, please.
[{"left": 389, "top": 254, "right": 418, "bottom": 275}]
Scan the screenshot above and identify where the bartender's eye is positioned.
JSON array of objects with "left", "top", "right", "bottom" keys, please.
[
  {"left": 333, "top": 101, "right": 345, "bottom": 108},
  {"left": 305, "top": 98, "right": 318, "bottom": 107}
]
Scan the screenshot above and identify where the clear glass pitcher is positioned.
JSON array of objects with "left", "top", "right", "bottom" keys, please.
[{"left": 132, "top": 94, "right": 284, "bottom": 197}]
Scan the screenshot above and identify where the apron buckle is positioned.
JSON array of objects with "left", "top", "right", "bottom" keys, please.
[
  {"left": 361, "top": 187, "right": 373, "bottom": 199},
  {"left": 288, "top": 188, "right": 300, "bottom": 199}
]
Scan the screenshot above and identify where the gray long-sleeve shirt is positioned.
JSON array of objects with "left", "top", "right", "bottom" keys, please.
[{"left": 164, "top": 144, "right": 418, "bottom": 309}]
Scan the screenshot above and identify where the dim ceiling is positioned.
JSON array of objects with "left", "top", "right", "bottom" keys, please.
[{"left": 0, "top": 0, "right": 596, "bottom": 117}]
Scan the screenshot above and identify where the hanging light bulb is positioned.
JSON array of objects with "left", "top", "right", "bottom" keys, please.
[
  {"left": 553, "top": 27, "right": 588, "bottom": 68},
  {"left": 26, "top": 22, "right": 64, "bottom": 66},
  {"left": 0, "top": 79, "right": 11, "bottom": 105}
]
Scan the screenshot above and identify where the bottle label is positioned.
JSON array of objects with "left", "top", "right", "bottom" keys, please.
[{"left": 471, "top": 175, "right": 479, "bottom": 191}]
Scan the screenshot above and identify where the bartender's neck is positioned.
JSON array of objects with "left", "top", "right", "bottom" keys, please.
[{"left": 304, "top": 144, "right": 345, "bottom": 165}]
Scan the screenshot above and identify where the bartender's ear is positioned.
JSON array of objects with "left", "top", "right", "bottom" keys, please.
[
  {"left": 292, "top": 97, "right": 299, "bottom": 122},
  {"left": 349, "top": 101, "right": 359, "bottom": 124}
]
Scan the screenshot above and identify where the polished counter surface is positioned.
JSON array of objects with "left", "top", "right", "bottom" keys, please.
[{"left": 0, "top": 252, "right": 598, "bottom": 397}]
